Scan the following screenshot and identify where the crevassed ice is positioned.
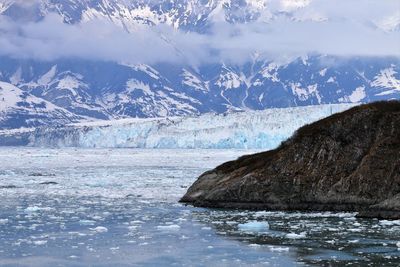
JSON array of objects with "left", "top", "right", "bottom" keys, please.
[{"left": 31, "top": 103, "right": 357, "bottom": 149}]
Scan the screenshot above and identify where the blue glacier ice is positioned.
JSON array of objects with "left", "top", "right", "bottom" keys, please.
[{"left": 31, "top": 103, "right": 357, "bottom": 149}]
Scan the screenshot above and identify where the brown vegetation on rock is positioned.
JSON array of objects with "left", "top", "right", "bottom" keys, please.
[{"left": 180, "top": 101, "right": 400, "bottom": 219}]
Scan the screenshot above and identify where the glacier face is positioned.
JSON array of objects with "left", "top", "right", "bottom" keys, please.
[{"left": 30, "top": 103, "right": 357, "bottom": 149}]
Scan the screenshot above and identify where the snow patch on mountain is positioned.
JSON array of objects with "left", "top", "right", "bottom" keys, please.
[
  {"left": 57, "top": 75, "right": 85, "bottom": 92},
  {"left": 371, "top": 67, "right": 400, "bottom": 96},
  {"left": 348, "top": 86, "right": 366, "bottom": 103},
  {"left": 0, "top": 82, "right": 55, "bottom": 112},
  {"left": 126, "top": 79, "right": 153, "bottom": 95},
  {"left": 339, "top": 86, "right": 366, "bottom": 103},
  {"left": 261, "top": 63, "right": 280, "bottom": 82},
  {"left": 133, "top": 64, "right": 160, "bottom": 80},
  {"left": 9, "top": 67, "right": 22, "bottom": 85},
  {"left": 319, "top": 68, "right": 327, "bottom": 77},
  {"left": 290, "top": 83, "right": 321, "bottom": 103},
  {"left": 181, "top": 69, "right": 208, "bottom": 92},
  {"left": 216, "top": 68, "right": 243, "bottom": 89},
  {"left": 38, "top": 65, "right": 57, "bottom": 86},
  {"left": 0, "top": 81, "right": 20, "bottom": 111},
  {"left": 0, "top": 81, "right": 82, "bottom": 128}
]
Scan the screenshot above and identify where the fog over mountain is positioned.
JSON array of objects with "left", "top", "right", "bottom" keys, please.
[{"left": 0, "top": 0, "right": 399, "bottom": 64}]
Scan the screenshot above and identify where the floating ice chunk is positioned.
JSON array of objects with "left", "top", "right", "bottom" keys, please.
[
  {"left": 268, "top": 246, "right": 290, "bottom": 252},
  {"left": 24, "top": 206, "right": 53, "bottom": 213},
  {"left": 130, "top": 220, "right": 143, "bottom": 225},
  {"left": 254, "top": 211, "right": 275, "bottom": 217},
  {"left": 286, "top": 232, "right": 307, "bottom": 239},
  {"left": 327, "top": 227, "right": 339, "bottom": 232},
  {"left": 79, "top": 220, "right": 96, "bottom": 225},
  {"left": 396, "top": 242, "right": 400, "bottom": 248},
  {"left": 337, "top": 212, "right": 358, "bottom": 218},
  {"left": 379, "top": 220, "right": 400, "bottom": 226},
  {"left": 128, "top": 225, "right": 139, "bottom": 231},
  {"left": 0, "top": 219, "right": 8, "bottom": 224},
  {"left": 238, "top": 221, "right": 269, "bottom": 233},
  {"left": 348, "top": 228, "right": 362, "bottom": 232},
  {"left": 68, "top": 231, "right": 87, "bottom": 236},
  {"left": 90, "top": 226, "right": 108, "bottom": 233},
  {"left": 33, "top": 240, "right": 47, "bottom": 245},
  {"left": 25, "top": 206, "right": 40, "bottom": 213},
  {"left": 157, "top": 224, "right": 181, "bottom": 231}
]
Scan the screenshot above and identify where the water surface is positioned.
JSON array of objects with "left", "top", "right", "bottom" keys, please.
[{"left": 0, "top": 148, "right": 399, "bottom": 266}]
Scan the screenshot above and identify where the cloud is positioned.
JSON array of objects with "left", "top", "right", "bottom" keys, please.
[{"left": 0, "top": 0, "right": 399, "bottom": 66}]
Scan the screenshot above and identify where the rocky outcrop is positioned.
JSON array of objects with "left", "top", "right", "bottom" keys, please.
[{"left": 180, "top": 101, "right": 400, "bottom": 219}]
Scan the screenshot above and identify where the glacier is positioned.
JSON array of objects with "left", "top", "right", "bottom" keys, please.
[{"left": 30, "top": 103, "right": 357, "bottom": 149}]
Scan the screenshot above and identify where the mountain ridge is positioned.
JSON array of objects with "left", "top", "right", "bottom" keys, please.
[{"left": 0, "top": 0, "right": 399, "bottom": 127}]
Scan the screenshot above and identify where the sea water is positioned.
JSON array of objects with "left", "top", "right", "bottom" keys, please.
[{"left": 0, "top": 148, "right": 399, "bottom": 266}]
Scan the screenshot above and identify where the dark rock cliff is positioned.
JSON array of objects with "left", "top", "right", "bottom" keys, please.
[{"left": 180, "top": 101, "right": 400, "bottom": 219}]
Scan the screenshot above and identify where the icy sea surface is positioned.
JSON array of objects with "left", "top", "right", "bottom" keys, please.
[{"left": 0, "top": 148, "right": 399, "bottom": 267}]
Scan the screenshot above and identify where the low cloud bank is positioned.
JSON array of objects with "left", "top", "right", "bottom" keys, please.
[{"left": 0, "top": 0, "right": 399, "bottom": 65}]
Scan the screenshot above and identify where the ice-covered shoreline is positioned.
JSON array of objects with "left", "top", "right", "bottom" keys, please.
[{"left": 28, "top": 103, "right": 358, "bottom": 149}]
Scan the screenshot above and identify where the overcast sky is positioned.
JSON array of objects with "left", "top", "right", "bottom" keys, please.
[{"left": 0, "top": 0, "right": 399, "bottom": 65}]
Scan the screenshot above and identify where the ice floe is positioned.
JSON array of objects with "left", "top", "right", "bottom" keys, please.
[
  {"left": 238, "top": 221, "right": 269, "bottom": 233},
  {"left": 90, "top": 226, "right": 108, "bottom": 233},
  {"left": 157, "top": 225, "right": 181, "bottom": 231},
  {"left": 285, "top": 232, "right": 307, "bottom": 239}
]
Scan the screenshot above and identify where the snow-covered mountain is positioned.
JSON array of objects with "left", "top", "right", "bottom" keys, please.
[
  {"left": 0, "top": 81, "right": 82, "bottom": 128},
  {"left": 0, "top": 0, "right": 399, "bottom": 128},
  {"left": 0, "top": 0, "right": 312, "bottom": 30},
  {"left": 1, "top": 56, "right": 398, "bottom": 120},
  {"left": 28, "top": 103, "right": 356, "bottom": 149},
  {"left": 2, "top": 0, "right": 398, "bottom": 32}
]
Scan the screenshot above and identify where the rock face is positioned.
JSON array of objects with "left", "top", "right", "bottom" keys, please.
[{"left": 181, "top": 101, "right": 400, "bottom": 219}]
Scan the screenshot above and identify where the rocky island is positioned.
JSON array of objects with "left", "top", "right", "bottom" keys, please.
[{"left": 181, "top": 101, "right": 400, "bottom": 219}]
